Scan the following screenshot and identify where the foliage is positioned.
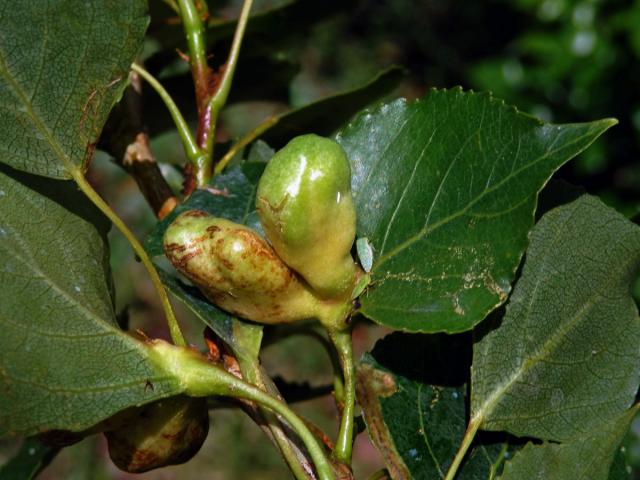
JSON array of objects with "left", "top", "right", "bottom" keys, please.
[{"left": 0, "top": 1, "right": 638, "bottom": 479}]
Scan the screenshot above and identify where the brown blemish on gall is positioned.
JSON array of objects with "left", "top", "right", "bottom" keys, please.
[
  {"left": 169, "top": 248, "right": 203, "bottom": 272},
  {"left": 220, "top": 258, "right": 234, "bottom": 270}
]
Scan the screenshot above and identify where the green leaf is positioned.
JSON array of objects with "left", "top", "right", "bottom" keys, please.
[
  {"left": 608, "top": 447, "right": 633, "bottom": 480},
  {"left": 357, "top": 333, "right": 513, "bottom": 479},
  {"left": 500, "top": 406, "right": 639, "bottom": 480},
  {"left": 336, "top": 88, "right": 616, "bottom": 333},
  {"left": 0, "top": 0, "right": 148, "bottom": 178},
  {"left": 258, "top": 67, "right": 405, "bottom": 149},
  {"left": 144, "top": 164, "right": 264, "bottom": 257},
  {"left": 471, "top": 194, "right": 640, "bottom": 442},
  {"left": 158, "top": 269, "right": 262, "bottom": 362},
  {"left": 0, "top": 166, "right": 181, "bottom": 436},
  {"left": 0, "top": 438, "right": 58, "bottom": 480}
]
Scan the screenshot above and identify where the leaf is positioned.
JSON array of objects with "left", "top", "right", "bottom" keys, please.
[
  {"left": 608, "top": 447, "right": 633, "bottom": 480},
  {"left": 158, "top": 270, "right": 262, "bottom": 362},
  {"left": 0, "top": 0, "right": 148, "bottom": 178},
  {"left": 471, "top": 194, "right": 640, "bottom": 442},
  {"left": 258, "top": 67, "right": 405, "bottom": 149},
  {"left": 0, "top": 166, "right": 181, "bottom": 436},
  {"left": 335, "top": 88, "right": 616, "bottom": 333},
  {"left": 247, "top": 140, "right": 276, "bottom": 164},
  {"left": 144, "top": 164, "right": 264, "bottom": 257},
  {"left": 357, "top": 332, "right": 513, "bottom": 480},
  {"left": 0, "top": 438, "right": 58, "bottom": 480},
  {"left": 499, "top": 405, "right": 639, "bottom": 480}
]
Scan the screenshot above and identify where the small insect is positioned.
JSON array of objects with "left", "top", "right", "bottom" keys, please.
[{"left": 356, "top": 237, "right": 374, "bottom": 273}]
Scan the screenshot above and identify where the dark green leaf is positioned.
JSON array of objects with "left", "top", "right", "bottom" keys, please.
[
  {"left": 144, "top": 164, "right": 264, "bottom": 257},
  {"left": 336, "top": 88, "right": 615, "bottom": 333},
  {"left": 0, "top": 438, "right": 58, "bottom": 480},
  {"left": 258, "top": 67, "right": 405, "bottom": 149},
  {"left": 357, "top": 333, "right": 512, "bottom": 480},
  {"left": 247, "top": 140, "right": 276, "bottom": 164},
  {"left": 0, "top": 0, "right": 148, "bottom": 178},
  {"left": 0, "top": 166, "right": 181, "bottom": 436},
  {"left": 158, "top": 269, "right": 262, "bottom": 362},
  {"left": 472, "top": 195, "right": 640, "bottom": 441},
  {"left": 500, "top": 406, "right": 639, "bottom": 480},
  {"left": 608, "top": 447, "right": 633, "bottom": 480}
]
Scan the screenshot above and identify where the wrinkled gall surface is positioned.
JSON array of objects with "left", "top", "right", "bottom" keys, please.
[
  {"left": 163, "top": 210, "right": 349, "bottom": 325},
  {"left": 105, "top": 396, "right": 209, "bottom": 473},
  {"left": 256, "top": 134, "right": 360, "bottom": 299}
]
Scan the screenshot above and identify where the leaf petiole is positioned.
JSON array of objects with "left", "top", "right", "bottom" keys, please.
[
  {"left": 236, "top": 356, "right": 313, "bottom": 480},
  {"left": 328, "top": 327, "right": 356, "bottom": 465},
  {"left": 71, "top": 171, "right": 186, "bottom": 347},
  {"left": 152, "top": 341, "right": 335, "bottom": 480},
  {"left": 214, "top": 116, "right": 278, "bottom": 176},
  {"left": 444, "top": 414, "right": 482, "bottom": 480},
  {"left": 130, "top": 63, "right": 204, "bottom": 169},
  {"left": 200, "top": 0, "right": 254, "bottom": 185}
]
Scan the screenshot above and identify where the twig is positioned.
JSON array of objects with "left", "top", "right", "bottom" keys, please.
[
  {"left": 122, "top": 133, "right": 177, "bottom": 219},
  {"left": 99, "top": 70, "right": 177, "bottom": 219}
]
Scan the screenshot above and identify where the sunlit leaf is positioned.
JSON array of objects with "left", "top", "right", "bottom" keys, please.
[{"left": 336, "top": 88, "right": 615, "bottom": 333}]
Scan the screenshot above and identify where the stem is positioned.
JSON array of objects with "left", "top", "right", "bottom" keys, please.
[
  {"left": 234, "top": 386, "right": 334, "bottom": 480},
  {"left": 238, "top": 358, "right": 313, "bottom": 480},
  {"left": 162, "top": 0, "right": 180, "bottom": 14},
  {"left": 267, "top": 326, "right": 344, "bottom": 404},
  {"left": 130, "top": 63, "right": 202, "bottom": 168},
  {"left": 213, "top": 114, "right": 278, "bottom": 176},
  {"left": 201, "top": 0, "right": 254, "bottom": 183},
  {"left": 368, "top": 469, "right": 390, "bottom": 480},
  {"left": 444, "top": 415, "right": 482, "bottom": 480},
  {"left": 328, "top": 328, "right": 355, "bottom": 464},
  {"left": 122, "top": 133, "right": 178, "bottom": 220},
  {"left": 71, "top": 172, "right": 186, "bottom": 347},
  {"left": 169, "top": 349, "right": 335, "bottom": 480},
  {"left": 177, "top": 0, "right": 209, "bottom": 112},
  {"left": 488, "top": 442, "right": 509, "bottom": 480}
]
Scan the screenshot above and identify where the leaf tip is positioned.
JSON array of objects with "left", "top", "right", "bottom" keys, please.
[{"left": 599, "top": 117, "right": 619, "bottom": 129}]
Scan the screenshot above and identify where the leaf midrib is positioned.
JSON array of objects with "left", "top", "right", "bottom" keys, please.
[
  {"left": 371, "top": 124, "right": 605, "bottom": 272},
  {"left": 474, "top": 269, "right": 604, "bottom": 434}
]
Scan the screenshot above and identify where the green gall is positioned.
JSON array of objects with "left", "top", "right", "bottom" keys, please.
[
  {"left": 105, "top": 396, "right": 209, "bottom": 473},
  {"left": 256, "top": 134, "right": 360, "bottom": 299},
  {"left": 163, "top": 210, "right": 349, "bottom": 327}
]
